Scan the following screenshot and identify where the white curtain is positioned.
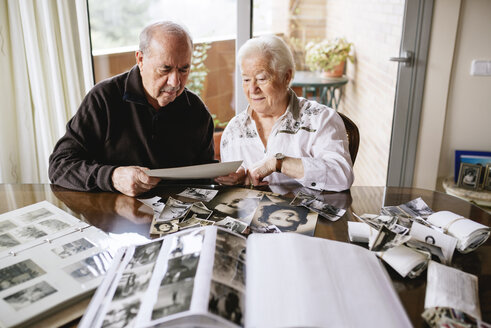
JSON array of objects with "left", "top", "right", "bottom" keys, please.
[{"left": 0, "top": 0, "right": 94, "bottom": 183}]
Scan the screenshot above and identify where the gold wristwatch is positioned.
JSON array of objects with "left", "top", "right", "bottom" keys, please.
[{"left": 275, "top": 153, "right": 285, "bottom": 172}]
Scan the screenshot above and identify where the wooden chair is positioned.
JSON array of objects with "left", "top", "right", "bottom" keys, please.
[{"left": 338, "top": 112, "right": 360, "bottom": 164}]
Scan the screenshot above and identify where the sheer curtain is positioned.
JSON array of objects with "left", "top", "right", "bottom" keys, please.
[{"left": 0, "top": 0, "right": 93, "bottom": 183}]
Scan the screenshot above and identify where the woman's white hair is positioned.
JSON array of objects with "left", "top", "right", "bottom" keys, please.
[{"left": 237, "top": 35, "right": 295, "bottom": 83}]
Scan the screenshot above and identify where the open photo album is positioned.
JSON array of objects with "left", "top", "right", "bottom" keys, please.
[
  {"left": 0, "top": 201, "right": 114, "bottom": 328},
  {"left": 79, "top": 226, "right": 411, "bottom": 328}
]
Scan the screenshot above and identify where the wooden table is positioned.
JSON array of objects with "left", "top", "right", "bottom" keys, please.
[{"left": 1, "top": 184, "right": 490, "bottom": 327}]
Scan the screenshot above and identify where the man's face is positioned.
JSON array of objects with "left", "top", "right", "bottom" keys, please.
[
  {"left": 136, "top": 34, "right": 192, "bottom": 109},
  {"left": 267, "top": 209, "right": 300, "bottom": 229}
]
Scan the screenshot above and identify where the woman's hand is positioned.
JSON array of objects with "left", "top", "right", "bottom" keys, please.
[
  {"left": 215, "top": 167, "right": 248, "bottom": 185},
  {"left": 249, "top": 157, "right": 276, "bottom": 186}
]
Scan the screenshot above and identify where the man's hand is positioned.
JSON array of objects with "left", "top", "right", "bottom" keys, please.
[
  {"left": 112, "top": 166, "right": 161, "bottom": 197},
  {"left": 215, "top": 167, "right": 248, "bottom": 186}
]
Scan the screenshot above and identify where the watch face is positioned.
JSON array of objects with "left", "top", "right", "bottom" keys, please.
[{"left": 275, "top": 153, "right": 285, "bottom": 160}]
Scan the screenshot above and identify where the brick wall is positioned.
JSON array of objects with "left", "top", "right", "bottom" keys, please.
[{"left": 324, "top": 0, "right": 404, "bottom": 186}]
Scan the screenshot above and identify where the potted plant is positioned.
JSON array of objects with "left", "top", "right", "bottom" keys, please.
[{"left": 305, "top": 37, "right": 354, "bottom": 77}]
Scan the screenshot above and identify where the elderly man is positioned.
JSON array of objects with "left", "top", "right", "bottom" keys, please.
[{"left": 49, "top": 21, "right": 215, "bottom": 196}]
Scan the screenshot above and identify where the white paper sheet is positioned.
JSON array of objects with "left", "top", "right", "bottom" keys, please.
[
  {"left": 425, "top": 261, "right": 481, "bottom": 320},
  {"left": 245, "top": 233, "right": 412, "bottom": 328},
  {"left": 145, "top": 161, "right": 242, "bottom": 179},
  {"left": 409, "top": 221, "right": 457, "bottom": 264}
]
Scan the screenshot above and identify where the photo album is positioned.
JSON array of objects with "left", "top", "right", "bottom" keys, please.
[
  {"left": 79, "top": 226, "right": 411, "bottom": 328},
  {"left": 0, "top": 201, "right": 114, "bottom": 328}
]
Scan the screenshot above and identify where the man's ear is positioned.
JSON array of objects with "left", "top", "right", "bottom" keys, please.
[{"left": 135, "top": 51, "right": 144, "bottom": 70}]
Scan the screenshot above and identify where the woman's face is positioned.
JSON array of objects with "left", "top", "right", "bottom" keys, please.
[
  {"left": 240, "top": 55, "right": 291, "bottom": 116},
  {"left": 267, "top": 209, "right": 300, "bottom": 229}
]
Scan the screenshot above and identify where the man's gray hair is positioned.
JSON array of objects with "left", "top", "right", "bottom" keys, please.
[
  {"left": 237, "top": 35, "right": 295, "bottom": 82},
  {"left": 139, "top": 21, "right": 193, "bottom": 55}
]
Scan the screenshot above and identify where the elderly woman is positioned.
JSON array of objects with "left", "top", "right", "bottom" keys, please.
[{"left": 215, "top": 36, "right": 353, "bottom": 191}]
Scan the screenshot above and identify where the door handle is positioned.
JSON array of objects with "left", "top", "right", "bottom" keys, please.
[{"left": 389, "top": 51, "right": 413, "bottom": 67}]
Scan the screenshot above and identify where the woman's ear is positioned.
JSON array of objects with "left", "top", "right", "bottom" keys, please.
[{"left": 284, "top": 69, "right": 293, "bottom": 87}]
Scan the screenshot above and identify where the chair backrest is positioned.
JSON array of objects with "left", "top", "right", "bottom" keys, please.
[{"left": 338, "top": 112, "right": 359, "bottom": 164}]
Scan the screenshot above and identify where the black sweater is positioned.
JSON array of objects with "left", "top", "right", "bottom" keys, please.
[{"left": 49, "top": 65, "right": 215, "bottom": 192}]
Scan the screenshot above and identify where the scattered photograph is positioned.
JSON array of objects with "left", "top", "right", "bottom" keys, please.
[
  {"left": 0, "top": 220, "right": 17, "bottom": 234},
  {"left": 483, "top": 164, "right": 491, "bottom": 191},
  {"left": 215, "top": 229, "right": 247, "bottom": 262},
  {"left": 250, "top": 197, "right": 317, "bottom": 236},
  {"left": 159, "top": 197, "right": 192, "bottom": 221},
  {"left": 197, "top": 219, "right": 215, "bottom": 227},
  {"left": 299, "top": 198, "right": 346, "bottom": 221},
  {"left": 151, "top": 219, "right": 179, "bottom": 235},
  {"left": 290, "top": 191, "right": 317, "bottom": 206},
  {"left": 37, "top": 218, "right": 70, "bottom": 233},
  {"left": 359, "top": 214, "right": 398, "bottom": 229},
  {"left": 177, "top": 217, "right": 201, "bottom": 231},
  {"left": 161, "top": 253, "right": 200, "bottom": 286},
  {"left": 112, "top": 267, "right": 154, "bottom": 301},
  {"left": 0, "top": 233, "right": 20, "bottom": 252},
  {"left": 180, "top": 203, "right": 213, "bottom": 222},
  {"left": 381, "top": 205, "right": 414, "bottom": 218},
  {"left": 51, "top": 238, "right": 96, "bottom": 259},
  {"left": 206, "top": 188, "right": 264, "bottom": 222},
  {"left": 63, "top": 252, "right": 112, "bottom": 283},
  {"left": 215, "top": 217, "right": 248, "bottom": 234},
  {"left": 137, "top": 196, "right": 165, "bottom": 216},
  {"left": 403, "top": 197, "right": 434, "bottom": 218},
  {"left": 3, "top": 281, "right": 57, "bottom": 311},
  {"left": 457, "top": 162, "right": 482, "bottom": 190},
  {"left": 212, "top": 253, "right": 245, "bottom": 291},
  {"left": 208, "top": 280, "right": 244, "bottom": 326},
  {"left": 151, "top": 278, "right": 193, "bottom": 320},
  {"left": 127, "top": 240, "right": 163, "bottom": 269},
  {"left": 388, "top": 224, "right": 409, "bottom": 235},
  {"left": 0, "top": 259, "right": 46, "bottom": 292},
  {"left": 177, "top": 188, "right": 219, "bottom": 202},
  {"left": 405, "top": 239, "right": 445, "bottom": 263},
  {"left": 168, "top": 229, "right": 205, "bottom": 259},
  {"left": 102, "top": 299, "right": 141, "bottom": 328},
  {"left": 15, "top": 208, "right": 53, "bottom": 224},
  {"left": 369, "top": 226, "right": 411, "bottom": 252}
]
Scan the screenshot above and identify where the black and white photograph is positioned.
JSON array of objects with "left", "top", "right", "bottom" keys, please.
[
  {"left": 168, "top": 229, "right": 205, "bottom": 259},
  {"left": 177, "top": 217, "right": 201, "bottom": 230},
  {"left": 112, "top": 267, "right": 153, "bottom": 301},
  {"left": 206, "top": 187, "right": 264, "bottom": 222},
  {"left": 403, "top": 197, "right": 434, "bottom": 218},
  {"left": 127, "top": 240, "right": 163, "bottom": 269},
  {"left": 151, "top": 219, "right": 179, "bottom": 235},
  {"left": 12, "top": 225, "right": 47, "bottom": 242},
  {"left": 151, "top": 278, "right": 194, "bottom": 320},
  {"left": 483, "top": 164, "right": 491, "bottom": 191},
  {"left": 290, "top": 191, "right": 317, "bottom": 206},
  {"left": 249, "top": 224, "right": 282, "bottom": 234},
  {"left": 215, "top": 217, "right": 248, "bottom": 234},
  {"left": 0, "top": 233, "right": 20, "bottom": 251},
  {"left": 208, "top": 280, "right": 244, "bottom": 326},
  {"left": 0, "top": 220, "right": 17, "bottom": 234},
  {"left": 212, "top": 252, "right": 245, "bottom": 291},
  {"left": 180, "top": 203, "right": 213, "bottom": 222},
  {"left": 457, "top": 162, "right": 482, "bottom": 190},
  {"left": 299, "top": 198, "right": 346, "bottom": 221},
  {"left": 358, "top": 214, "right": 398, "bottom": 229},
  {"left": 369, "top": 226, "right": 411, "bottom": 252},
  {"left": 161, "top": 253, "right": 200, "bottom": 286},
  {"left": 381, "top": 205, "right": 415, "bottom": 218},
  {"left": 63, "top": 252, "right": 112, "bottom": 283},
  {"left": 37, "top": 218, "right": 70, "bottom": 233},
  {"left": 215, "top": 229, "right": 247, "bottom": 262},
  {"left": 3, "top": 281, "right": 57, "bottom": 311},
  {"left": 102, "top": 299, "right": 141, "bottom": 328},
  {"left": 15, "top": 208, "right": 53, "bottom": 224},
  {"left": 250, "top": 197, "right": 317, "bottom": 236},
  {"left": 0, "top": 259, "right": 46, "bottom": 292},
  {"left": 159, "top": 197, "right": 193, "bottom": 221},
  {"left": 177, "top": 187, "right": 219, "bottom": 202},
  {"left": 405, "top": 239, "right": 445, "bottom": 263},
  {"left": 51, "top": 238, "right": 96, "bottom": 259}
]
